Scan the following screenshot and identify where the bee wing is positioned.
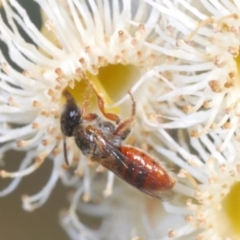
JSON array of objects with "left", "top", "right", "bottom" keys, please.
[
  {"left": 140, "top": 188, "right": 174, "bottom": 201},
  {"left": 92, "top": 129, "right": 174, "bottom": 201},
  {"left": 92, "top": 130, "right": 129, "bottom": 169}
]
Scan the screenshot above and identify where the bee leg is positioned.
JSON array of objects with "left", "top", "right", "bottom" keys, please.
[
  {"left": 113, "top": 91, "right": 136, "bottom": 139},
  {"left": 83, "top": 74, "right": 120, "bottom": 124},
  {"left": 83, "top": 113, "right": 98, "bottom": 121},
  {"left": 95, "top": 91, "right": 120, "bottom": 124},
  {"left": 113, "top": 118, "right": 134, "bottom": 139}
]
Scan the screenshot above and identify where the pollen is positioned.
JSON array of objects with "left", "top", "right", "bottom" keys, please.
[
  {"left": 168, "top": 230, "right": 176, "bottom": 238},
  {"left": 32, "top": 100, "right": 41, "bottom": 108}
]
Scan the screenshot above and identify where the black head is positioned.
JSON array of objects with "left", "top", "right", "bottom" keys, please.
[{"left": 60, "top": 90, "right": 82, "bottom": 137}]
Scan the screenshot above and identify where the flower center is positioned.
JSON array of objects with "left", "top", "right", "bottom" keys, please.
[
  {"left": 97, "top": 64, "right": 140, "bottom": 101},
  {"left": 236, "top": 52, "right": 240, "bottom": 71},
  {"left": 66, "top": 64, "right": 140, "bottom": 111},
  {"left": 222, "top": 182, "right": 240, "bottom": 237}
]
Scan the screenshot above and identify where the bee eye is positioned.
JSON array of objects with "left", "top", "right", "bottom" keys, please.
[{"left": 70, "top": 110, "right": 76, "bottom": 117}]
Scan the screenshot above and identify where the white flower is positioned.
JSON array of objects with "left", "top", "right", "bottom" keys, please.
[
  {"left": 0, "top": 0, "right": 174, "bottom": 239},
  {"left": 143, "top": 0, "right": 240, "bottom": 151},
  {"left": 60, "top": 127, "right": 240, "bottom": 239},
  {"left": 60, "top": 184, "right": 173, "bottom": 240},
  {"left": 144, "top": 127, "right": 240, "bottom": 239},
  {"left": 2, "top": 0, "right": 240, "bottom": 239},
  {"left": 135, "top": 0, "right": 240, "bottom": 239}
]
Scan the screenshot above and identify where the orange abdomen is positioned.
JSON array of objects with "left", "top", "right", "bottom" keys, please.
[{"left": 119, "top": 146, "right": 175, "bottom": 192}]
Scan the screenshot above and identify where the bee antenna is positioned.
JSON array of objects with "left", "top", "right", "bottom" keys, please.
[{"left": 63, "top": 136, "right": 69, "bottom": 165}]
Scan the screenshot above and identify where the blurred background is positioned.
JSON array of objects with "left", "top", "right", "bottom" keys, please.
[{"left": 0, "top": 152, "right": 69, "bottom": 240}]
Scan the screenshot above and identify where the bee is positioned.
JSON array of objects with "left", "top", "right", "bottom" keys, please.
[{"left": 60, "top": 80, "right": 175, "bottom": 200}]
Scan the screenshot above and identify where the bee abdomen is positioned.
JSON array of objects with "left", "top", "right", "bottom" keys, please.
[{"left": 120, "top": 146, "right": 175, "bottom": 191}]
